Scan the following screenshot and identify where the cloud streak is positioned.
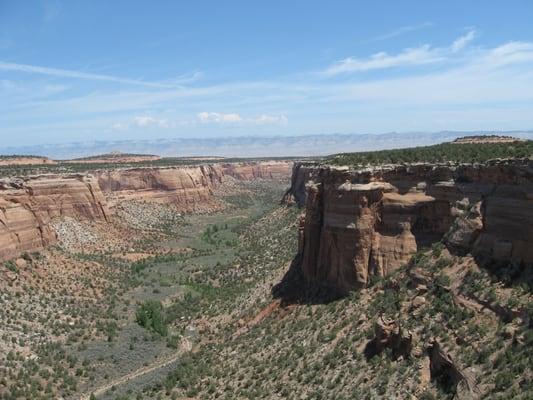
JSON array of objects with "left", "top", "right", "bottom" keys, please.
[
  {"left": 324, "top": 29, "right": 477, "bottom": 76},
  {"left": 451, "top": 30, "right": 477, "bottom": 52},
  {"left": 0, "top": 61, "right": 185, "bottom": 88},
  {"left": 371, "top": 22, "right": 433, "bottom": 42}
]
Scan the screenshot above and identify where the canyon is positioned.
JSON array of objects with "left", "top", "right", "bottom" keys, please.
[
  {"left": 278, "top": 159, "right": 533, "bottom": 297},
  {"left": 1, "top": 143, "right": 531, "bottom": 400},
  {"left": 0, "top": 161, "right": 292, "bottom": 262}
]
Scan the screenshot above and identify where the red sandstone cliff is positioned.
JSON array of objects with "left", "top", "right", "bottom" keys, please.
[
  {"left": 277, "top": 160, "right": 533, "bottom": 297},
  {"left": 95, "top": 161, "right": 292, "bottom": 211},
  {"left": 0, "top": 174, "right": 109, "bottom": 261},
  {"left": 0, "top": 161, "right": 293, "bottom": 261},
  {"left": 95, "top": 165, "right": 225, "bottom": 212},
  {"left": 221, "top": 161, "right": 292, "bottom": 181}
]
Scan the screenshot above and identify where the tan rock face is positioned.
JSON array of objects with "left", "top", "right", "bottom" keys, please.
[
  {"left": 221, "top": 161, "right": 292, "bottom": 181},
  {"left": 0, "top": 161, "right": 293, "bottom": 261},
  {"left": 95, "top": 161, "right": 292, "bottom": 212},
  {"left": 95, "top": 165, "right": 224, "bottom": 212},
  {"left": 0, "top": 174, "right": 109, "bottom": 261},
  {"left": 284, "top": 159, "right": 533, "bottom": 295}
]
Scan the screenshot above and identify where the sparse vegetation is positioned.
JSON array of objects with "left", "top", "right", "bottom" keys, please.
[
  {"left": 1, "top": 161, "right": 531, "bottom": 400},
  {"left": 329, "top": 140, "right": 533, "bottom": 166}
]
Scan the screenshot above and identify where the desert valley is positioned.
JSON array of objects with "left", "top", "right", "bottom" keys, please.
[
  {"left": 3, "top": 2, "right": 533, "bottom": 398},
  {"left": 0, "top": 137, "right": 531, "bottom": 400}
]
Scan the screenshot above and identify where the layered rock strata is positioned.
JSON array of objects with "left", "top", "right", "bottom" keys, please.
[
  {"left": 95, "top": 165, "right": 224, "bottom": 212},
  {"left": 0, "top": 174, "right": 109, "bottom": 261},
  {"left": 96, "top": 162, "right": 292, "bottom": 211},
  {"left": 278, "top": 160, "right": 533, "bottom": 296},
  {"left": 0, "top": 161, "right": 293, "bottom": 261},
  {"left": 222, "top": 161, "right": 292, "bottom": 181}
]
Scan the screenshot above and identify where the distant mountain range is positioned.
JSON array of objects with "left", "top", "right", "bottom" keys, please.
[{"left": 2, "top": 131, "right": 532, "bottom": 159}]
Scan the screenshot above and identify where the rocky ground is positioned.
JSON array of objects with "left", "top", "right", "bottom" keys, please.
[{"left": 115, "top": 201, "right": 184, "bottom": 232}]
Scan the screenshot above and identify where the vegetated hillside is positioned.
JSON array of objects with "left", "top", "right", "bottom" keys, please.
[
  {"left": 328, "top": 140, "right": 533, "bottom": 166},
  {"left": 146, "top": 248, "right": 532, "bottom": 400},
  {"left": 0, "top": 178, "right": 297, "bottom": 400},
  {"left": 135, "top": 159, "right": 533, "bottom": 400}
]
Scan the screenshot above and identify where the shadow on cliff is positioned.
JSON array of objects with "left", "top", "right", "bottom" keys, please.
[
  {"left": 477, "top": 258, "right": 533, "bottom": 293},
  {"left": 271, "top": 256, "right": 346, "bottom": 305},
  {"left": 450, "top": 243, "right": 533, "bottom": 294}
]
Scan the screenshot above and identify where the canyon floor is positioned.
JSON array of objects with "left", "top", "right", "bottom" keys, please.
[{"left": 0, "top": 178, "right": 300, "bottom": 400}]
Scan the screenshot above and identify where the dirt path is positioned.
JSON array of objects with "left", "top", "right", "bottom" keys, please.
[{"left": 78, "top": 350, "right": 183, "bottom": 400}]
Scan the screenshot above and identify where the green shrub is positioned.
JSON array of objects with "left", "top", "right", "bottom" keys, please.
[
  {"left": 4, "top": 261, "right": 18, "bottom": 273},
  {"left": 135, "top": 300, "right": 168, "bottom": 336}
]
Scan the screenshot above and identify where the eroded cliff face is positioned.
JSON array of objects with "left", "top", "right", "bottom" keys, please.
[
  {"left": 281, "top": 162, "right": 320, "bottom": 207},
  {"left": 95, "top": 161, "right": 292, "bottom": 212},
  {"left": 95, "top": 165, "right": 225, "bottom": 212},
  {"left": 0, "top": 161, "right": 293, "bottom": 261},
  {"left": 221, "top": 161, "right": 292, "bottom": 181},
  {"left": 280, "top": 160, "right": 533, "bottom": 296},
  {"left": 0, "top": 174, "right": 109, "bottom": 261}
]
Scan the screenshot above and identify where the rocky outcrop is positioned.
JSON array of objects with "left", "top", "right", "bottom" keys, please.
[
  {"left": 277, "top": 159, "right": 533, "bottom": 296},
  {"left": 281, "top": 162, "right": 320, "bottom": 207},
  {"left": 0, "top": 174, "right": 109, "bottom": 261},
  {"left": 364, "top": 316, "right": 413, "bottom": 360},
  {"left": 96, "top": 161, "right": 293, "bottom": 212},
  {"left": 221, "top": 161, "right": 292, "bottom": 181},
  {"left": 95, "top": 165, "right": 224, "bottom": 212},
  {"left": 427, "top": 340, "right": 480, "bottom": 399}
]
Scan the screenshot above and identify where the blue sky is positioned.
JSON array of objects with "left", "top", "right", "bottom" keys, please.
[{"left": 1, "top": 0, "right": 533, "bottom": 146}]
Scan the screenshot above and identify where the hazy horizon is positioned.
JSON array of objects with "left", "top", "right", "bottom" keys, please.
[{"left": 2, "top": 130, "right": 532, "bottom": 159}]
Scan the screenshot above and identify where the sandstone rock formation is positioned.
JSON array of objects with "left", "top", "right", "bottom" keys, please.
[
  {"left": 64, "top": 153, "right": 161, "bottom": 164},
  {"left": 281, "top": 162, "right": 320, "bottom": 207},
  {"left": 452, "top": 135, "right": 525, "bottom": 144},
  {"left": 0, "top": 174, "right": 108, "bottom": 261},
  {"left": 0, "top": 161, "right": 293, "bottom": 261},
  {"left": 277, "top": 159, "right": 533, "bottom": 297},
  {"left": 427, "top": 340, "right": 480, "bottom": 399},
  {"left": 221, "top": 161, "right": 292, "bottom": 181},
  {"left": 96, "top": 162, "right": 292, "bottom": 212},
  {"left": 95, "top": 165, "right": 224, "bottom": 212}
]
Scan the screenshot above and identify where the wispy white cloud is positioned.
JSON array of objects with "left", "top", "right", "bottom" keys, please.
[
  {"left": 133, "top": 115, "right": 170, "bottom": 128},
  {"left": 451, "top": 29, "right": 477, "bottom": 52},
  {"left": 197, "top": 112, "right": 288, "bottom": 125},
  {"left": 479, "top": 41, "right": 533, "bottom": 68},
  {"left": 197, "top": 112, "right": 243, "bottom": 123},
  {"left": 110, "top": 116, "right": 172, "bottom": 130},
  {"left": 0, "top": 61, "right": 188, "bottom": 88},
  {"left": 324, "top": 30, "right": 478, "bottom": 76},
  {"left": 111, "top": 122, "right": 128, "bottom": 130},
  {"left": 371, "top": 22, "right": 433, "bottom": 42},
  {"left": 254, "top": 114, "right": 288, "bottom": 125},
  {"left": 324, "top": 45, "right": 442, "bottom": 75}
]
